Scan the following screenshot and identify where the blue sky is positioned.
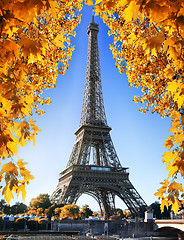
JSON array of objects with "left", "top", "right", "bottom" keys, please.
[{"left": 15, "top": 5, "right": 172, "bottom": 211}]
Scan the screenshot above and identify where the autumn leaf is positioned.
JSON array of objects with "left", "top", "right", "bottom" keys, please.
[
  {"left": 54, "top": 35, "right": 65, "bottom": 48},
  {"left": 160, "top": 199, "right": 168, "bottom": 212},
  {"left": 95, "top": 0, "right": 102, "bottom": 4},
  {"left": 94, "top": 5, "right": 103, "bottom": 15},
  {"left": 167, "top": 80, "right": 179, "bottom": 94},
  {"left": 2, "top": 184, "right": 14, "bottom": 204},
  {"left": 17, "top": 184, "right": 26, "bottom": 201},
  {"left": 118, "top": 0, "right": 128, "bottom": 7},
  {"left": 20, "top": 168, "right": 34, "bottom": 182},
  {"left": 164, "top": 37, "right": 176, "bottom": 51},
  {"left": 85, "top": 0, "right": 93, "bottom": 6},
  {"left": 147, "top": 32, "right": 165, "bottom": 52},
  {"left": 167, "top": 162, "right": 178, "bottom": 178},
  {"left": 17, "top": 159, "right": 28, "bottom": 169},
  {"left": 168, "top": 181, "right": 183, "bottom": 193},
  {"left": 172, "top": 198, "right": 181, "bottom": 214},
  {"left": 0, "top": 162, "right": 18, "bottom": 176},
  {"left": 164, "top": 137, "right": 173, "bottom": 150},
  {"left": 48, "top": 0, "right": 58, "bottom": 18},
  {"left": 162, "top": 151, "right": 176, "bottom": 164},
  {"left": 124, "top": 1, "right": 140, "bottom": 22},
  {"left": 154, "top": 179, "right": 169, "bottom": 199}
]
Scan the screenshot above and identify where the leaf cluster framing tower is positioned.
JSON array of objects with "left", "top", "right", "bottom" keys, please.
[{"left": 51, "top": 17, "right": 147, "bottom": 219}]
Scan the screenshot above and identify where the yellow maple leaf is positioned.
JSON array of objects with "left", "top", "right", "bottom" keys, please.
[
  {"left": 118, "top": 0, "right": 128, "bottom": 7},
  {"left": 27, "top": 53, "right": 37, "bottom": 64},
  {"left": 17, "top": 159, "right": 28, "bottom": 169},
  {"left": 177, "top": 95, "right": 184, "bottom": 109},
  {"left": 20, "top": 168, "right": 34, "bottom": 182},
  {"left": 95, "top": 0, "right": 102, "bottom": 4},
  {"left": 54, "top": 35, "right": 65, "bottom": 48},
  {"left": 30, "top": 135, "right": 36, "bottom": 146},
  {"left": 167, "top": 80, "right": 179, "bottom": 94},
  {"left": 2, "top": 183, "right": 14, "bottom": 204},
  {"left": 85, "top": 0, "right": 93, "bottom": 6},
  {"left": 94, "top": 4, "right": 103, "bottom": 15},
  {"left": 154, "top": 179, "right": 169, "bottom": 199},
  {"left": 164, "top": 137, "right": 173, "bottom": 150},
  {"left": 148, "top": 32, "right": 165, "bottom": 51},
  {"left": 48, "top": 0, "right": 58, "bottom": 18},
  {"left": 162, "top": 151, "right": 176, "bottom": 164},
  {"left": 166, "top": 162, "right": 178, "bottom": 178},
  {"left": 7, "top": 141, "right": 18, "bottom": 156},
  {"left": 160, "top": 199, "right": 168, "bottom": 212},
  {"left": 128, "top": 33, "right": 137, "bottom": 44},
  {"left": 124, "top": 1, "right": 139, "bottom": 22},
  {"left": 154, "top": 190, "right": 164, "bottom": 199},
  {"left": 169, "top": 120, "right": 181, "bottom": 133},
  {"left": 175, "top": 132, "right": 184, "bottom": 145},
  {"left": 168, "top": 181, "right": 183, "bottom": 193},
  {"left": 17, "top": 184, "right": 26, "bottom": 201},
  {"left": 172, "top": 198, "right": 181, "bottom": 214},
  {"left": 0, "top": 162, "right": 18, "bottom": 176},
  {"left": 167, "top": 46, "right": 178, "bottom": 61},
  {"left": 163, "top": 37, "right": 175, "bottom": 51},
  {"left": 17, "top": 121, "right": 30, "bottom": 130}
]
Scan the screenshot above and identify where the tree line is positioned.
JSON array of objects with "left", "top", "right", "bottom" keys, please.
[{"left": 0, "top": 194, "right": 174, "bottom": 220}]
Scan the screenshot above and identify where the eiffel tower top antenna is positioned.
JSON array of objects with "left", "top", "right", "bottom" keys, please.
[{"left": 92, "top": 8, "right": 95, "bottom": 23}]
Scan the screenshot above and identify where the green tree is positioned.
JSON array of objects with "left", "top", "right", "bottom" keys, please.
[
  {"left": 79, "top": 204, "right": 93, "bottom": 219},
  {"left": 69, "top": 205, "right": 80, "bottom": 220},
  {"left": 0, "top": 199, "right": 11, "bottom": 214},
  {"left": 150, "top": 201, "right": 171, "bottom": 219},
  {"left": 11, "top": 202, "right": 27, "bottom": 215},
  {"left": 30, "top": 194, "right": 51, "bottom": 212}
]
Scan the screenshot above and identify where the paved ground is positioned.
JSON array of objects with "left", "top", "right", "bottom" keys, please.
[{"left": 0, "top": 235, "right": 119, "bottom": 240}]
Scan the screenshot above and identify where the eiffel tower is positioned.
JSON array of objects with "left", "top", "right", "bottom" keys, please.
[{"left": 51, "top": 16, "right": 147, "bottom": 219}]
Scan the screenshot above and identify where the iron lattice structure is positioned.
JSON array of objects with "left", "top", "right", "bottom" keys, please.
[{"left": 51, "top": 18, "right": 147, "bottom": 219}]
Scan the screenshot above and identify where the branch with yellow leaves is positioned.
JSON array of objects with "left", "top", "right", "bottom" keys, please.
[
  {"left": 0, "top": 0, "right": 83, "bottom": 204},
  {"left": 85, "top": 0, "right": 184, "bottom": 213}
]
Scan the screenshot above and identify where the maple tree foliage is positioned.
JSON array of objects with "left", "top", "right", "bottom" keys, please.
[
  {"left": 59, "top": 204, "right": 80, "bottom": 220},
  {"left": 79, "top": 204, "right": 93, "bottom": 218},
  {"left": 0, "top": 0, "right": 82, "bottom": 204},
  {"left": 29, "top": 194, "right": 51, "bottom": 211},
  {"left": 87, "top": 0, "right": 184, "bottom": 213}
]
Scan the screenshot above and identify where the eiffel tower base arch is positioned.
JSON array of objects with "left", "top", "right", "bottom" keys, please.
[{"left": 51, "top": 165, "right": 147, "bottom": 219}]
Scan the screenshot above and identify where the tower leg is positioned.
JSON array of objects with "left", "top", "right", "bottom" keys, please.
[{"left": 101, "top": 190, "right": 115, "bottom": 219}]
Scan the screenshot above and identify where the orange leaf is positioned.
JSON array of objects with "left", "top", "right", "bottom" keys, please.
[
  {"left": 85, "top": 0, "right": 93, "bottom": 6},
  {"left": 168, "top": 181, "right": 183, "bottom": 193},
  {"left": 172, "top": 198, "right": 181, "bottom": 214}
]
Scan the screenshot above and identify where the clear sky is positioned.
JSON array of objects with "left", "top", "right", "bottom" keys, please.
[{"left": 14, "top": 5, "right": 172, "bottom": 211}]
